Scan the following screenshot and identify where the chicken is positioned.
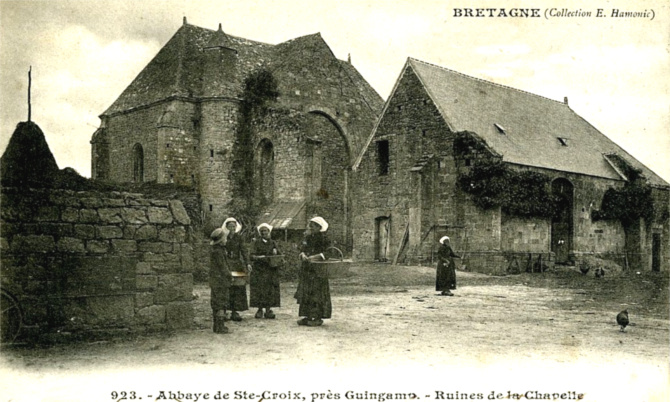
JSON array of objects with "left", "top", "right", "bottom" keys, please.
[
  {"left": 617, "top": 310, "right": 629, "bottom": 332},
  {"left": 579, "top": 265, "right": 590, "bottom": 275},
  {"left": 595, "top": 267, "right": 605, "bottom": 278}
]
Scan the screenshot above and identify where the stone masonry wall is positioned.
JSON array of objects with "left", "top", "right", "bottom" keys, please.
[
  {"left": 105, "top": 106, "right": 161, "bottom": 183},
  {"left": 0, "top": 187, "right": 194, "bottom": 339},
  {"left": 352, "top": 65, "right": 467, "bottom": 262},
  {"left": 198, "top": 100, "right": 239, "bottom": 226}
]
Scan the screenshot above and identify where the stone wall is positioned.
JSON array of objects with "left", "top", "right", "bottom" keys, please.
[
  {"left": 0, "top": 187, "right": 194, "bottom": 339},
  {"left": 352, "top": 66, "right": 457, "bottom": 262},
  {"left": 198, "top": 100, "right": 239, "bottom": 225}
]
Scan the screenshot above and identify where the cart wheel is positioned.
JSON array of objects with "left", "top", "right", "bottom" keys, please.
[{"left": 1, "top": 288, "right": 23, "bottom": 344}]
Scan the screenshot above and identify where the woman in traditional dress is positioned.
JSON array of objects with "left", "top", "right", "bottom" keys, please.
[
  {"left": 295, "top": 216, "right": 332, "bottom": 327},
  {"left": 436, "top": 236, "right": 461, "bottom": 296},
  {"left": 249, "top": 223, "right": 282, "bottom": 319},
  {"left": 209, "top": 228, "right": 231, "bottom": 334},
  {"left": 222, "top": 217, "right": 250, "bottom": 321}
]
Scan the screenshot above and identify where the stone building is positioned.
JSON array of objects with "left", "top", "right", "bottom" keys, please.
[
  {"left": 352, "top": 58, "right": 669, "bottom": 273},
  {"left": 91, "top": 19, "right": 383, "bottom": 249}
]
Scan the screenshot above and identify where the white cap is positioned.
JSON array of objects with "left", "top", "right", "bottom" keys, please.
[
  {"left": 257, "top": 223, "right": 273, "bottom": 234},
  {"left": 222, "top": 217, "right": 242, "bottom": 234},
  {"left": 309, "top": 216, "right": 329, "bottom": 232}
]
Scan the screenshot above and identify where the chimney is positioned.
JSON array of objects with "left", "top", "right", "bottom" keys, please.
[
  {"left": 347, "top": 53, "right": 351, "bottom": 64},
  {"left": 564, "top": 96, "right": 568, "bottom": 105},
  {"left": 183, "top": 16, "right": 187, "bottom": 25}
]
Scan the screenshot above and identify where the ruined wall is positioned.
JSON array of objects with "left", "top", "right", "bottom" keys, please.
[
  {"left": 271, "top": 36, "right": 382, "bottom": 162},
  {"left": 250, "top": 110, "right": 351, "bottom": 249},
  {"left": 0, "top": 187, "right": 194, "bottom": 339},
  {"left": 198, "top": 100, "right": 238, "bottom": 225},
  {"left": 250, "top": 110, "right": 306, "bottom": 203}
]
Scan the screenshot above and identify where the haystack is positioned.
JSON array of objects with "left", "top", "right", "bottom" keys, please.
[{"left": 1, "top": 121, "right": 59, "bottom": 187}]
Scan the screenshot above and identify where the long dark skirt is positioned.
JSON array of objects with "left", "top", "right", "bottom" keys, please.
[
  {"left": 296, "top": 262, "right": 332, "bottom": 319},
  {"left": 229, "top": 285, "right": 249, "bottom": 311},
  {"left": 436, "top": 260, "right": 457, "bottom": 291},
  {"left": 250, "top": 264, "right": 281, "bottom": 308}
]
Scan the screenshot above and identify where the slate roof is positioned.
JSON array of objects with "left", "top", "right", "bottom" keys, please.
[
  {"left": 258, "top": 200, "right": 306, "bottom": 230},
  {"left": 102, "top": 23, "right": 382, "bottom": 116},
  {"left": 404, "top": 58, "right": 668, "bottom": 187}
]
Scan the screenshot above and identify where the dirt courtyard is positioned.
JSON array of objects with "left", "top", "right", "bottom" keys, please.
[{"left": 1, "top": 263, "right": 668, "bottom": 401}]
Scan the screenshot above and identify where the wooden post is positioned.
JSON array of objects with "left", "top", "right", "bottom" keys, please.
[{"left": 28, "top": 66, "right": 32, "bottom": 122}]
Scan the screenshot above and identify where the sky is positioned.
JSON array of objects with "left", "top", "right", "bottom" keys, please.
[{"left": 1, "top": 0, "right": 669, "bottom": 183}]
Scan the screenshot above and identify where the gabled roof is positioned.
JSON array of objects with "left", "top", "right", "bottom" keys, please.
[
  {"left": 406, "top": 58, "right": 668, "bottom": 187},
  {"left": 103, "top": 23, "right": 274, "bottom": 115},
  {"left": 102, "top": 24, "right": 382, "bottom": 118}
]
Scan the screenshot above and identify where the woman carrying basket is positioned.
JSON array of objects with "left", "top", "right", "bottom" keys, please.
[
  {"left": 222, "top": 217, "right": 250, "bottom": 321},
  {"left": 249, "top": 223, "right": 282, "bottom": 319},
  {"left": 295, "top": 216, "right": 332, "bottom": 327}
]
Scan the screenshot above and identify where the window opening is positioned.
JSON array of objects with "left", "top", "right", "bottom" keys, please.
[{"left": 377, "top": 140, "right": 390, "bottom": 176}]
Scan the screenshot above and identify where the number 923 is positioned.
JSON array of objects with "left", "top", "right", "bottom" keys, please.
[{"left": 111, "top": 391, "right": 138, "bottom": 400}]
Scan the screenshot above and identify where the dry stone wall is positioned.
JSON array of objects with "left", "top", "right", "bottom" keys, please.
[{"left": 1, "top": 187, "right": 194, "bottom": 339}]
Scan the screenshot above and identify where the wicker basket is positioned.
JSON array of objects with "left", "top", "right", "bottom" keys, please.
[{"left": 309, "top": 247, "right": 352, "bottom": 278}]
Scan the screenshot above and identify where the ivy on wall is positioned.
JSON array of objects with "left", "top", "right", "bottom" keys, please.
[
  {"left": 592, "top": 161, "right": 655, "bottom": 226},
  {"left": 454, "top": 131, "right": 558, "bottom": 218},
  {"left": 457, "top": 159, "right": 559, "bottom": 217},
  {"left": 227, "top": 70, "right": 279, "bottom": 229}
]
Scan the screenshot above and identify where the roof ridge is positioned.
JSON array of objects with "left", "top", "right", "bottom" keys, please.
[
  {"left": 279, "top": 32, "right": 322, "bottom": 42},
  {"left": 408, "top": 57, "right": 567, "bottom": 106},
  {"left": 192, "top": 24, "right": 275, "bottom": 47}
]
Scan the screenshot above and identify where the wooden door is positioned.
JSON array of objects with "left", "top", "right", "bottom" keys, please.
[{"left": 376, "top": 217, "right": 390, "bottom": 262}]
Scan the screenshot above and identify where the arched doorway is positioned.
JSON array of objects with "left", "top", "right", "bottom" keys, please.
[
  {"left": 551, "top": 178, "right": 574, "bottom": 264},
  {"left": 255, "top": 138, "right": 274, "bottom": 207},
  {"left": 305, "top": 111, "right": 352, "bottom": 251},
  {"left": 132, "top": 143, "right": 144, "bottom": 183}
]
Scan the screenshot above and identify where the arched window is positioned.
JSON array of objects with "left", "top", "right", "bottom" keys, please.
[
  {"left": 255, "top": 139, "right": 274, "bottom": 206},
  {"left": 132, "top": 143, "right": 144, "bottom": 183}
]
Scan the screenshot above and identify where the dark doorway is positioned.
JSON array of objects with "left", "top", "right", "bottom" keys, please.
[
  {"left": 551, "top": 178, "right": 573, "bottom": 264},
  {"left": 652, "top": 233, "right": 661, "bottom": 272},
  {"left": 375, "top": 217, "right": 390, "bottom": 262}
]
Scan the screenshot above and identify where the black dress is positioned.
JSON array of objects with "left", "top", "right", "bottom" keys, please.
[
  {"left": 295, "top": 232, "right": 332, "bottom": 319},
  {"left": 436, "top": 243, "right": 460, "bottom": 291},
  {"left": 210, "top": 243, "right": 232, "bottom": 311},
  {"left": 225, "top": 233, "right": 249, "bottom": 312},
  {"left": 249, "top": 238, "right": 281, "bottom": 308}
]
